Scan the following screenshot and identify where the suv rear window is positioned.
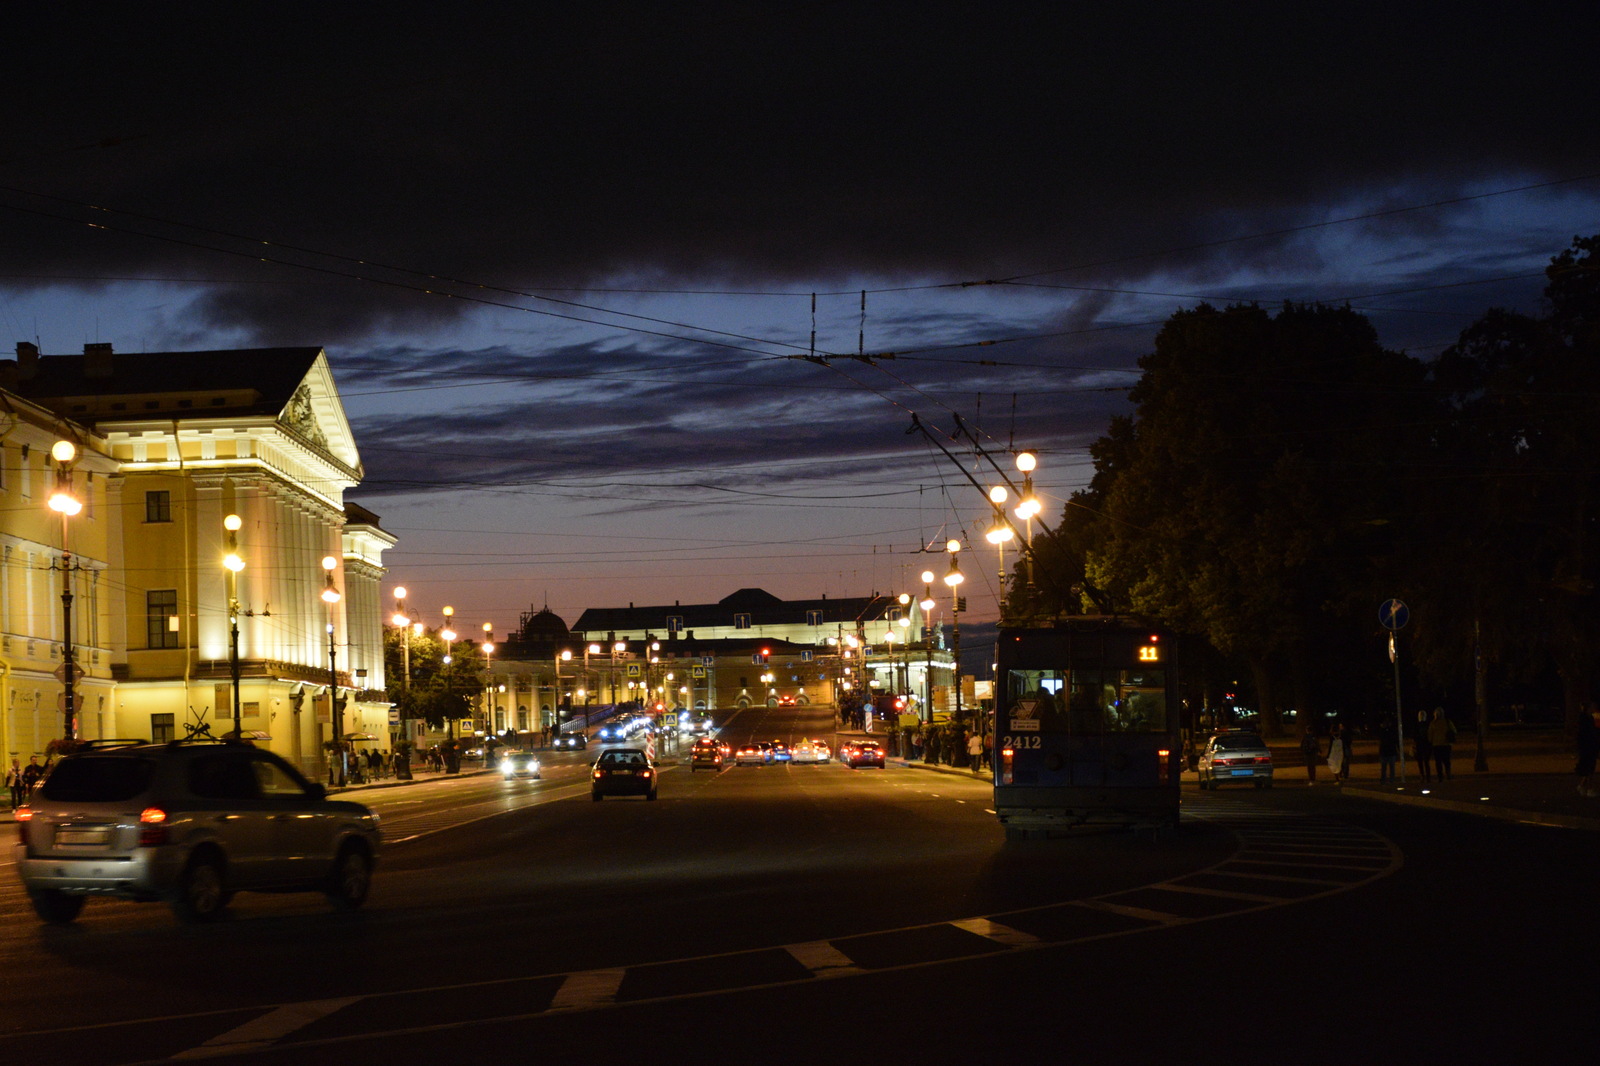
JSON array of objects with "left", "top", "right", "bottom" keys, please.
[{"left": 39, "top": 756, "right": 157, "bottom": 801}]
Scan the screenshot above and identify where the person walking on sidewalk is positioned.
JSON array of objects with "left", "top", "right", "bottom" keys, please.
[
  {"left": 1300, "top": 724, "right": 1322, "bottom": 786},
  {"left": 1413, "top": 709, "right": 1433, "bottom": 784},
  {"left": 1428, "top": 707, "right": 1456, "bottom": 782},
  {"left": 968, "top": 729, "right": 984, "bottom": 775},
  {"left": 1576, "top": 702, "right": 1599, "bottom": 797}
]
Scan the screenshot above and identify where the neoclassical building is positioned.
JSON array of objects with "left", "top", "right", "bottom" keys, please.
[{"left": 1, "top": 342, "right": 392, "bottom": 781}]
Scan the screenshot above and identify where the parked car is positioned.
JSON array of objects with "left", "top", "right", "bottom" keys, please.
[
  {"left": 13, "top": 739, "right": 381, "bottom": 924},
  {"left": 1197, "top": 730, "right": 1274, "bottom": 789}
]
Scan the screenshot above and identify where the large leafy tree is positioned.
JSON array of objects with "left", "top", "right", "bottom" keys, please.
[
  {"left": 1417, "top": 237, "right": 1600, "bottom": 732},
  {"left": 1063, "top": 302, "right": 1428, "bottom": 734}
]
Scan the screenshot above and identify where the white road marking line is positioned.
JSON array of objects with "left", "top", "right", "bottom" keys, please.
[
  {"left": 1159, "top": 882, "right": 1286, "bottom": 905},
  {"left": 785, "top": 940, "right": 863, "bottom": 977},
  {"left": 1075, "top": 899, "right": 1184, "bottom": 924},
  {"left": 951, "top": 917, "right": 1041, "bottom": 946},
  {"left": 171, "top": 997, "right": 361, "bottom": 1058},
  {"left": 547, "top": 968, "right": 627, "bottom": 1012}
]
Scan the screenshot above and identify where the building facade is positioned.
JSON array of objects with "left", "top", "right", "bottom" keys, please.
[{"left": 2, "top": 343, "right": 392, "bottom": 781}]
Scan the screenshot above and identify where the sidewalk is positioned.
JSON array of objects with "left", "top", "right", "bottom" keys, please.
[{"left": 880, "top": 727, "right": 1600, "bottom": 832}]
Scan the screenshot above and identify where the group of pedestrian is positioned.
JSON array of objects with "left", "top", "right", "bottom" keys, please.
[
  {"left": 1300, "top": 713, "right": 1406, "bottom": 786},
  {"left": 6, "top": 756, "right": 45, "bottom": 808}
]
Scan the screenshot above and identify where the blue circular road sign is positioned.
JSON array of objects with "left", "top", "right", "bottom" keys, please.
[{"left": 1379, "top": 598, "right": 1409, "bottom": 631}]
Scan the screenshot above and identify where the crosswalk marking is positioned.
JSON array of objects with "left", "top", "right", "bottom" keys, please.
[
  {"left": 951, "top": 917, "right": 1042, "bottom": 945},
  {"left": 1075, "top": 899, "right": 1183, "bottom": 924}
]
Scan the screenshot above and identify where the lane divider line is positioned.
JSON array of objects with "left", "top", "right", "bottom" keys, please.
[
  {"left": 547, "top": 968, "right": 627, "bottom": 1012},
  {"left": 171, "top": 997, "right": 362, "bottom": 1059},
  {"left": 785, "top": 940, "right": 864, "bottom": 977}
]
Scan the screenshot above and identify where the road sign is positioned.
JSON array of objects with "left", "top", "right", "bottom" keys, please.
[
  {"left": 1379, "top": 598, "right": 1409, "bottom": 631},
  {"left": 54, "top": 662, "right": 84, "bottom": 685}
]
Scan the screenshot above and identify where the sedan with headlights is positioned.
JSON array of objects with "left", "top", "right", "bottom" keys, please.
[{"left": 500, "top": 750, "right": 542, "bottom": 780}]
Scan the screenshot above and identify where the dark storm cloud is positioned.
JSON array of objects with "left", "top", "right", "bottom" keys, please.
[{"left": 6, "top": 2, "right": 1599, "bottom": 343}]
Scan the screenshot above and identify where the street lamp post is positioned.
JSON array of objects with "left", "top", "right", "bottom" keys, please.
[
  {"left": 556, "top": 649, "right": 573, "bottom": 734},
  {"left": 440, "top": 607, "right": 457, "bottom": 740},
  {"left": 611, "top": 641, "right": 626, "bottom": 703},
  {"left": 223, "top": 514, "right": 245, "bottom": 737},
  {"left": 986, "top": 486, "right": 1015, "bottom": 616},
  {"left": 48, "top": 441, "right": 82, "bottom": 741},
  {"left": 320, "top": 556, "right": 343, "bottom": 785},
  {"left": 586, "top": 644, "right": 600, "bottom": 707},
  {"left": 920, "top": 571, "right": 936, "bottom": 724},
  {"left": 481, "top": 622, "right": 495, "bottom": 738},
  {"left": 945, "top": 539, "right": 965, "bottom": 726},
  {"left": 1014, "top": 451, "right": 1041, "bottom": 600}
]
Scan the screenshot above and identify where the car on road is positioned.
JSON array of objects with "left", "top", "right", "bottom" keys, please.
[
  {"left": 1197, "top": 730, "right": 1274, "bottom": 789},
  {"left": 734, "top": 745, "right": 766, "bottom": 766},
  {"left": 836, "top": 740, "right": 858, "bottom": 763},
  {"left": 846, "top": 741, "right": 885, "bottom": 768},
  {"left": 791, "top": 739, "right": 830, "bottom": 763},
  {"left": 591, "top": 748, "right": 658, "bottom": 800},
  {"left": 13, "top": 738, "right": 381, "bottom": 924},
  {"left": 499, "top": 750, "right": 542, "bottom": 780},
  {"left": 551, "top": 732, "right": 588, "bottom": 750},
  {"left": 769, "top": 740, "right": 792, "bottom": 763},
  {"left": 689, "top": 740, "right": 724, "bottom": 771}
]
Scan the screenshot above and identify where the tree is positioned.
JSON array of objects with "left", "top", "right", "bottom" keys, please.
[
  {"left": 384, "top": 625, "right": 482, "bottom": 729},
  {"left": 1062, "top": 302, "right": 1427, "bottom": 734}
]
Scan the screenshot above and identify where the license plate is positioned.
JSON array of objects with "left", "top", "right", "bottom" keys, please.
[
  {"left": 55, "top": 828, "right": 110, "bottom": 845},
  {"left": 1231, "top": 769, "right": 1254, "bottom": 776},
  {"left": 613, "top": 769, "right": 634, "bottom": 775}
]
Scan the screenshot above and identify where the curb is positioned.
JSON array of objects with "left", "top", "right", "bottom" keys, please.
[{"left": 1340, "top": 783, "right": 1600, "bottom": 831}]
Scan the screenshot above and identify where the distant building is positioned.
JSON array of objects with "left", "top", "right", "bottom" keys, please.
[
  {"left": 1, "top": 342, "right": 393, "bottom": 780},
  {"left": 502, "top": 587, "right": 962, "bottom": 718}
]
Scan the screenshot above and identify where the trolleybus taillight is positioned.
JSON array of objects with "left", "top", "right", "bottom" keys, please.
[
  {"left": 999, "top": 747, "right": 1014, "bottom": 785},
  {"left": 1157, "top": 749, "right": 1171, "bottom": 784}
]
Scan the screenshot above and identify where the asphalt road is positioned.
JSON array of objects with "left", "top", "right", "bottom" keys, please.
[{"left": 2, "top": 705, "right": 1593, "bottom": 1065}]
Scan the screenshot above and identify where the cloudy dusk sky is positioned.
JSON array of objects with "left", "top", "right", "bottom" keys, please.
[{"left": 4, "top": 3, "right": 1598, "bottom": 632}]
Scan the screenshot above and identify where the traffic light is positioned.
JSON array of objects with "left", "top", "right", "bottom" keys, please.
[{"left": 956, "top": 596, "right": 967, "bottom": 612}]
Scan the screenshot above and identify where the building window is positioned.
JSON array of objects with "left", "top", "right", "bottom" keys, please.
[
  {"left": 888, "top": 607, "right": 902, "bottom": 622},
  {"left": 734, "top": 613, "right": 751, "bottom": 630},
  {"left": 667, "top": 615, "right": 683, "bottom": 634},
  {"left": 150, "top": 713, "right": 175, "bottom": 744},
  {"left": 145, "top": 490, "right": 172, "bottom": 523},
  {"left": 806, "top": 610, "right": 823, "bottom": 626},
  {"left": 147, "top": 589, "right": 180, "bottom": 648}
]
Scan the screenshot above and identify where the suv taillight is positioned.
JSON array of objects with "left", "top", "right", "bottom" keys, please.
[
  {"left": 15, "top": 806, "right": 31, "bottom": 846},
  {"left": 138, "top": 807, "right": 170, "bottom": 847}
]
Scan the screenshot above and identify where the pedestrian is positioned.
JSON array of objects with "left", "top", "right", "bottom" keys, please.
[
  {"left": 968, "top": 729, "right": 984, "bottom": 774},
  {"left": 1575, "top": 702, "right": 1599, "bottom": 797},
  {"left": 1377, "top": 713, "right": 1399, "bottom": 784},
  {"left": 1299, "top": 724, "right": 1321, "bottom": 786},
  {"left": 6, "top": 758, "right": 23, "bottom": 808},
  {"left": 1427, "top": 707, "right": 1456, "bottom": 781},
  {"left": 910, "top": 730, "right": 924, "bottom": 760},
  {"left": 983, "top": 730, "right": 993, "bottom": 772},
  {"left": 21, "top": 755, "right": 45, "bottom": 798},
  {"left": 1326, "top": 720, "right": 1346, "bottom": 784},
  {"left": 1335, "top": 720, "right": 1354, "bottom": 784},
  {"left": 1413, "top": 709, "right": 1432, "bottom": 784}
]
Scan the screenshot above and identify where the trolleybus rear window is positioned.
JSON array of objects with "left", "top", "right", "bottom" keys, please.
[{"left": 1006, "top": 668, "right": 1168, "bottom": 734}]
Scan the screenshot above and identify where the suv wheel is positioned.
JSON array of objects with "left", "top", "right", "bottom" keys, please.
[
  {"left": 171, "top": 856, "right": 227, "bottom": 923},
  {"left": 29, "top": 888, "right": 85, "bottom": 925},
  {"left": 326, "top": 845, "right": 372, "bottom": 911}
]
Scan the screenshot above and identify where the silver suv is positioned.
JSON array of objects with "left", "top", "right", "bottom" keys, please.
[{"left": 14, "top": 739, "right": 381, "bottom": 924}]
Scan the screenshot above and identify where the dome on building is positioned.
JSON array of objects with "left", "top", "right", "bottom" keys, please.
[{"left": 516, "top": 605, "right": 570, "bottom": 642}]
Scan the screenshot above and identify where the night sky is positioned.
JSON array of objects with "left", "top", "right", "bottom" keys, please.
[{"left": 5, "top": 3, "right": 1598, "bottom": 632}]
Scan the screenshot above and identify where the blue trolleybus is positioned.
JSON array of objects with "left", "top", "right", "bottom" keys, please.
[{"left": 993, "top": 617, "right": 1181, "bottom": 838}]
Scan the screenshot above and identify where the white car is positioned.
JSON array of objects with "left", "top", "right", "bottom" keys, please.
[{"left": 791, "top": 740, "right": 830, "bottom": 763}]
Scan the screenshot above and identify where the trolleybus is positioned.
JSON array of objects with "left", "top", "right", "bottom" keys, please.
[{"left": 993, "top": 616, "right": 1180, "bottom": 837}]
